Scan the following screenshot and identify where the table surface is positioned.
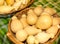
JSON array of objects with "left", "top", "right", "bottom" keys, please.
[{"left": 0, "top": 0, "right": 60, "bottom": 44}]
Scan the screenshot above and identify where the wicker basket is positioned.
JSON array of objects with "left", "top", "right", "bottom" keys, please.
[
  {"left": 7, "top": 8, "right": 60, "bottom": 44},
  {"left": 0, "top": 0, "right": 34, "bottom": 15}
]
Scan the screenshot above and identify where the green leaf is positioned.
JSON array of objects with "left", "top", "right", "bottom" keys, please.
[
  {"left": 37, "top": 2, "right": 44, "bottom": 6},
  {"left": 3, "top": 35, "right": 13, "bottom": 44},
  {"left": 31, "top": 4, "right": 37, "bottom": 7},
  {"left": 42, "top": 0, "right": 48, "bottom": 4},
  {"left": 55, "top": 8, "right": 60, "bottom": 12},
  {"left": 53, "top": 41, "right": 57, "bottom": 44},
  {"left": 34, "top": 0, "right": 38, "bottom": 2},
  {"left": 57, "top": 36, "right": 60, "bottom": 44},
  {"left": 0, "top": 29, "right": 5, "bottom": 36},
  {"left": 1, "top": 19, "right": 8, "bottom": 24},
  {"left": 1, "top": 28, "right": 7, "bottom": 34},
  {"left": 0, "top": 39, "right": 2, "bottom": 44},
  {"left": 48, "top": 4, "right": 54, "bottom": 8},
  {"left": 53, "top": 0, "right": 58, "bottom": 2},
  {"left": 57, "top": 3, "right": 60, "bottom": 8}
]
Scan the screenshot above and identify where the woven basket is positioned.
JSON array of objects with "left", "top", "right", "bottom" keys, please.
[
  {"left": 0, "top": 0, "right": 34, "bottom": 15},
  {"left": 7, "top": 8, "right": 60, "bottom": 44}
]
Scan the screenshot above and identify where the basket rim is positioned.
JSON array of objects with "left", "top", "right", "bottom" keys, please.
[
  {"left": 0, "top": 0, "right": 34, "bottom": 15},
  {"left": 7, "top": 8, "right": 60, "bottom": 44}
]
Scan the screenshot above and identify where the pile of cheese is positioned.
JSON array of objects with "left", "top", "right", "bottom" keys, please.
[
  {"left": 0, "top": 0, "right": 30, "bottom": 14},
  {"left": 11, "top": 6, "right": 60, "bottom": 44}
]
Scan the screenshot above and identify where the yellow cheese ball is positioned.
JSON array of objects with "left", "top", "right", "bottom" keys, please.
[
  {"left": 34, "top": 39, "right": 39, "bottom": 44},
  {"left": 15, "top": 0, "right": 20, "bottom": 2},
  {"left": 0, "top": 0, "right": 4, "bottom": 6},
  {"left": 35, "top": 32, "right": 51, "bottom": 43},
  {"left": 58, "top": 18, "right": 60, "bottom": 24},
  {"left": 41, "top": 12, "right": 50, "bottom": 16},
  {"left": 11, "top": 16, "right": 23, "bottom": 33},
  {"left": 27, "top": 35, "right": 35, "bottom": 44},
  {"left": 44, "top": 7, "right": 56, "bottom": 15},
  {"left": 24, "top": 26, "right": 42, "bottom": 35},
  {"left": 46, "top": 25, "right": 59, "bottom": 38},
  {"left": 20, "top": 14, "right": 28, "bottom": 28},
  {"left": 16, "top": 30, "right": 28, "bottom": 42},
  {"left": 34, "top": 6, "right": 43, "bottom": 16},
  {"left": 16, "top": 0, "right": 30, "bottom": 4},
  {"left": 21, "top": 0, "right": 30, "bottom": 4},
  {"left": 0, "top": 6, "right": 14, "bottom": 14},
  {"left": 4, "top": 1, "right": 7, "bottom": 6},
  {"left": 13, "top": 1, "right": 22, "bottom": 10},
  {"left": 53, "top": 17, "right": 60, "bottom": 25},
  {"left": 27, "top": 9, "right": 37, "bottom": 25},
  {"left": 55, "top": 17, "right": 60, "bottom": 25},
  {"left": 6, "top": 0, "right": 14, "bottom": 6},
  {"left": 36, "top": 14, "right": 53, "bottom": 29}
]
